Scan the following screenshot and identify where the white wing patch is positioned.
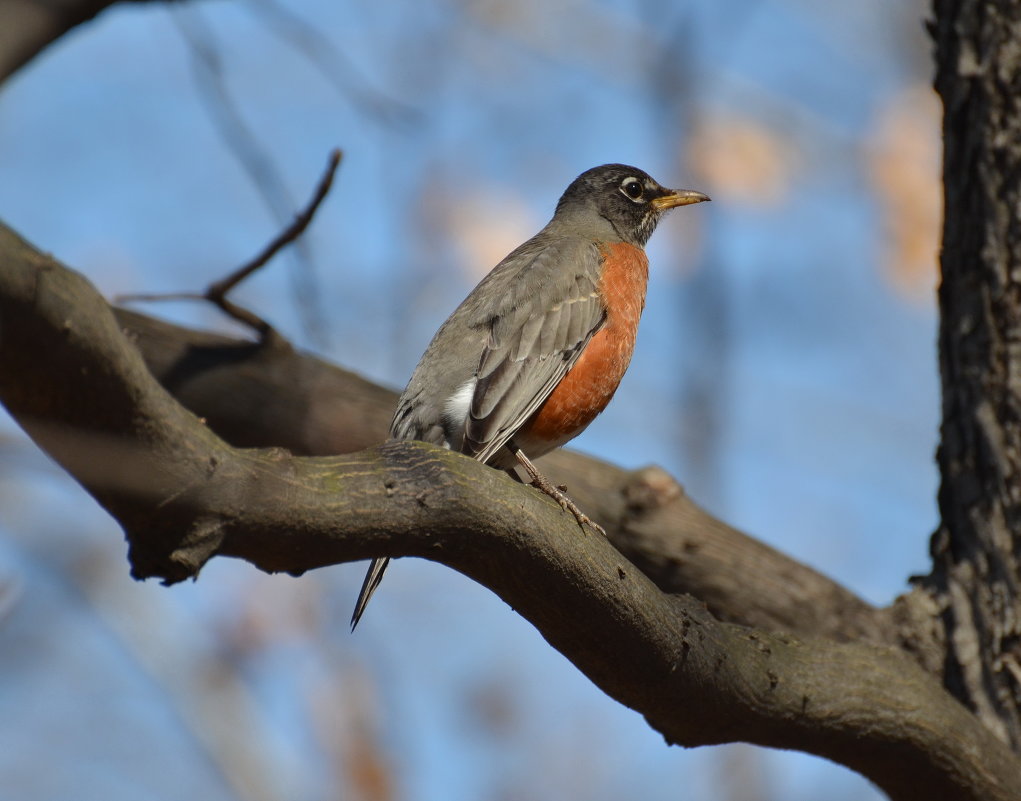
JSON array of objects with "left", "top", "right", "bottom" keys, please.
[{"left": 442, "top": 378, "right": 477, "bottom": 447}]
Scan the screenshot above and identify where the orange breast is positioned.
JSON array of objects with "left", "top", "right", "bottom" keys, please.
[{"left": 523, "top": 242, "right": 649, "bottom": 447}]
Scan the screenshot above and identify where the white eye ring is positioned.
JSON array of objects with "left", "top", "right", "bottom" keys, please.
[{"left": 620, "top": 177, "right": 645, "bottom": 201}]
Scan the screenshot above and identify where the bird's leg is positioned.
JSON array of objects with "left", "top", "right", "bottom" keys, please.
[{"left": 510, "top": 447, "right": 606, "bottom": 536}]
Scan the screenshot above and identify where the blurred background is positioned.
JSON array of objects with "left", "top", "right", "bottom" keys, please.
[{"left": 0, "top": 1, "right": 941, "bottom": 799}]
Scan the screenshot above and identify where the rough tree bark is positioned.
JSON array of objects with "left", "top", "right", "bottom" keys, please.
[
  {"left": 2, "top": 1, "right": 1021, "bottom": 800},
  {"left": 916, "top": 0, "right": 1021, "bottom": 748}
]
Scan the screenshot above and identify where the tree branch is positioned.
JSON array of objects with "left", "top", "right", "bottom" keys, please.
[
  {"left": 117, "top": 148, "right": 343, "bottom": 340},
  {"left": 3, "top": 221, "right": 1021, "bottom": 801},
  {"left": 110, "top": 307, "right": 896, "bottom": 649},
  {"left": 0, "top": 0, "right": 159, "bottom": 85}
]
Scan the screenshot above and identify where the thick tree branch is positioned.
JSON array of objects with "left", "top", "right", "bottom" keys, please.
[
  {"left": 0, "top": 0, "right": 158, "bottom": 85},
  {"left": 3, "top": 222, "right": 1021, "bottom": 801},
  {"left": 109, "top": 310, "right": 894, "bottom": 651}
]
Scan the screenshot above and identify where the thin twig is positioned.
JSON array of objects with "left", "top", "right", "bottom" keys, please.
[
  {"left": 115, "top": 291, "right": 205, "bottom": 304},
  {"left": 208, "top": 149, "right": 342, "bottom": 302},
  {"left": 171, "top": 6, "right": 328, "bottom": 344},
  {"left": 117, "top": 148, "right": 343, "bottom": 341}
]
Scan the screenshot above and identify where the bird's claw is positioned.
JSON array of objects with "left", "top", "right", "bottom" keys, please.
[
  {"left": 515, "top": 447, "right": 606, "bottom": 536},
  {"left": 529, "top": 478, "right": 607, "bottom": 536}
]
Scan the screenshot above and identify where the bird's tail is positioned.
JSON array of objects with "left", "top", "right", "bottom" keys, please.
[{"left": 351, "top": 557, "right": 390, "bottom": 630}]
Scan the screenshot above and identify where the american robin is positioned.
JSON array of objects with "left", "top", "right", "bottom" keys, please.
[{"left": 352, "top": 163, "right": 708, "bottom": 628}]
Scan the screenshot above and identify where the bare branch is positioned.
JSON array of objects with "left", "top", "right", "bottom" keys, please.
[
  {"left": 206, "top": 149, "right": 343, "bottom": 309},
  {"left": 170, "top": 6, "right": 328, "bottom": 343},
  {"left": 0, "top": 0, "right": 159, "bottom": 85},
  {"left": 113, "top": 304, "right": 894, "bottom": 649},
  {"left": 118, "top": 149, "right": 343, "bottom": 339}
]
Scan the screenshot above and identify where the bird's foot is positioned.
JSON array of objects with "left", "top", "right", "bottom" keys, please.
[
  {"left": 538, "top": 480, "right": 606, "bottom": 536},
  {"left": 512, "top": 448, "right": 606, "bottom": 536}
]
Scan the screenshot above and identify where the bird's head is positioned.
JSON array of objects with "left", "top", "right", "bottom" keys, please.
[{"left": 555, "top": 163, "right": 709, "bottom": 246}]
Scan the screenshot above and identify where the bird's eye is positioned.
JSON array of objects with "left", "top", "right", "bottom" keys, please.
[{"left": 620, "top": 178, "right": 644, "bottom": 201}]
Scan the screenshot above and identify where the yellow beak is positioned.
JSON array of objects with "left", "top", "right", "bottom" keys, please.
[{"left": 651, "top": 189, "right": 711, "bottom": 210}]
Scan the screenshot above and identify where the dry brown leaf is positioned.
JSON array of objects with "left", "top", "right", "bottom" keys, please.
[
  {"left": 685, "top": 112, "right": 799, "bottom": 207},
  {"left": 867, "top": 85, "right": 942, "bottom": 299}
]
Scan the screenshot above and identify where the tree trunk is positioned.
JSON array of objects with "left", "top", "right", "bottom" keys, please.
[{"left": 922, "top": 0, "right": 1021, "bottom": 748}]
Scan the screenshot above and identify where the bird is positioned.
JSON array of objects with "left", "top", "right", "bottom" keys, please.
[{"left": 351, "top": 163, "right": 709, "bottom": 628}]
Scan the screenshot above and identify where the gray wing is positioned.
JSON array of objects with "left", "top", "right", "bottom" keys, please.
[
  {"left": 463, "top": 238, "right": 607, "bottom": 464},
  {"left": 362, "top": 238, "right": 604, "bottom": 629}
]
